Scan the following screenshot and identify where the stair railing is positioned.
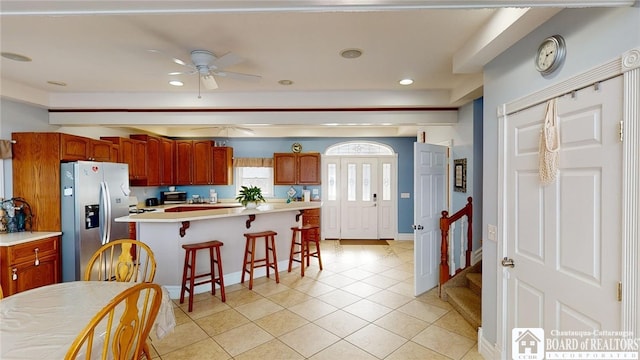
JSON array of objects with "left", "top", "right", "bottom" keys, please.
[{"left": 439, "top": 197, "right": 473, "bottom": 288}]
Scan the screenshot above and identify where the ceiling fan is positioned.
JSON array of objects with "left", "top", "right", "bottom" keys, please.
[{"left": 168, "top": 49, "right": 261, "bottom": 90}]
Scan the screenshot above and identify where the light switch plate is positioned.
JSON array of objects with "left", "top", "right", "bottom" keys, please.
[
  {"left": 401, "top": 193, "right": 410, "bottom": 198},
  {"left": 487, "top": 224, "right": 497, "bottom": 242}
]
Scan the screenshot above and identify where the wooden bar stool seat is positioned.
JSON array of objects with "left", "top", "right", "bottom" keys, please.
[
  {"left": 180, "top": 240, "right": 226, "bottom": 312},
  {"left": 241, "top": 230, "right": 279, "bottom": 290},
  {"left": 288, "top": 225, "right": 323, "bottom": 277}
]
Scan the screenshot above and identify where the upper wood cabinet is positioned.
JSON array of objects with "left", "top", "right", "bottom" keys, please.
[
  {"left": 274, "top": 152, "right": 321, "bottom": 185},
  {"left": 60, "top": 133, "right": 114, "bottom": 162},
  {"left": 100, "top": 137, "right": 147, "bottom": 184},
  {"left": 130, "top": 134, "right": 175, "bottom": 186},
  {"left": 12, "top": 132, "right": 118, "bottom": 231},
  {"left": 173, "top": 140, "right": 215, "bottom": 185},
  {"left": 174, "top": 140, "right": 193, "bottom": 185},
  {"left": 160, "top": 137, "right": 175, "bottom": 185},
  {"left": 212, "top": 146, "right": 233, "bottom": 185}
]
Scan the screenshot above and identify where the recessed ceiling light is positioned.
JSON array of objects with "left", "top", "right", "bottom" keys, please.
[
  {"left": 47, "top": 81, "right": 67, "bottom": 87},
  {"left": 278, "top": 80, "right": 294, "bottom": 85},
  {"left": 340, "top": 48, "right": 362, "bottom": 59},
  {"left": 169, "top": 80, "right": 184, "bottom": 86},
  {"left": 1, "top": 52, "right": 32, "bottom": 62},
  {"left": 399, "top": 79, "right": 414, "bottom": 85}
]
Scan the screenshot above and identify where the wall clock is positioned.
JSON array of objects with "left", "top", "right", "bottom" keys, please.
[
  {"left": 535, "top": 35, "right": 566, "bottom": 75},
  {"left": 291, "top": 142, "right": 302, "bottom": 153}
]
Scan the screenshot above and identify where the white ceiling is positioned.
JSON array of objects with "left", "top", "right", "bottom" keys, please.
[{"left": 0, "top": 1, "right": 630, "bottom": 137}]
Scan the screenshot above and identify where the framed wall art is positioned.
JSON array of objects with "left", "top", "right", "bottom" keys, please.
[{"left": 454, "top": 158, "right": 467, "bottom": 193}]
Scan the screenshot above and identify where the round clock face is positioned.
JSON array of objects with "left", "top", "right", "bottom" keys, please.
[
  {"left": 291, "top": 142, "right": 302, "bottom": 153},
  {"left": 535, "top": 35, "right": 566, "bottom": 75}
]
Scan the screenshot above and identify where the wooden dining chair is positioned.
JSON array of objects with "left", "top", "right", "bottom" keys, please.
[
  {"left": 65, "top": 282, "right": 162, "bottom": 360},
  {"left": 0, "top": 284, "right": 3, "bottom": 300},
  {"left": 85, "top": 239, "right": 157, "bottom": 283}
]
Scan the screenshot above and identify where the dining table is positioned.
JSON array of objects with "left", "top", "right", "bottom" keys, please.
[{"left": 0, "top": 281, "right": 176, "bottom": 359}]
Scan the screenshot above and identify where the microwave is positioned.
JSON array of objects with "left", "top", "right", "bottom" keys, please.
[{"left": 160, "top": 191, "right": 187, "bottom": 204}]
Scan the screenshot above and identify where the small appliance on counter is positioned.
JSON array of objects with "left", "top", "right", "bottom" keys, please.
[
  {"left": 145, "top": 197, "right": 159, "bottom": 207},
  {"left": 160, "top": 191, "right": 187, "bottom": 204}
]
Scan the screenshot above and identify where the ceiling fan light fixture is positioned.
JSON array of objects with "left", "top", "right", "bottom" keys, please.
[
  {"left": 399, "top": 78, "right": 414, "bottom": 85},
  {"left": 169, "top": 80, "right": 183, "bottom": 86},
  {"left": 201, "top": 74, "right": 218, "bottom": 89}
]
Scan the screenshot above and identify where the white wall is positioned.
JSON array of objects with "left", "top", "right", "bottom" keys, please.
[{"left": 482, "top": 5, "right": 640, "bottom": 348}]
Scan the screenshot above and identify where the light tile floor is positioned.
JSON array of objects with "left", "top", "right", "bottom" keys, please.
[{"left": 149, "top": 240, "right": 484, "bottom": 359}]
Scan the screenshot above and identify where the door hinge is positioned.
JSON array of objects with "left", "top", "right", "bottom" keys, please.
[
  {"left": 619, "top": 121, "right": 624, "bottom": 142},
  {"left": 617, "top": 282, "right": 622, "bottom": 302}
]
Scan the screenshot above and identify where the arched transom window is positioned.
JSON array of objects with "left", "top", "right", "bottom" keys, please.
[{"left": 325, "top": 141, "right": 394, "bottom": 155}]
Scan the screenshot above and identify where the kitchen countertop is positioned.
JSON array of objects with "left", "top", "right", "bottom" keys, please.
[
  {"left": 0, "top": 231, "right": 63, "bottom": 247},
  {"left": 117, "top": 201, "right": 321, "bottom": 223}
]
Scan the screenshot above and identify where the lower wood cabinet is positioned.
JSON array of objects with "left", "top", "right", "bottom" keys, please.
[
  {"left": 0, "top": 236, "right": 61, "bottom": 297},
  {"left": 302, "top": 208, "right": 321, "bottom": 241}
]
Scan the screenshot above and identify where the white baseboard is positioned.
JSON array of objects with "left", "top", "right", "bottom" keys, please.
[
  {"left": 478, "top": 327, "right": 502, "bottom": 359},
  {"left": 396, "top": 233, "right": 414, "bottom": 241}
]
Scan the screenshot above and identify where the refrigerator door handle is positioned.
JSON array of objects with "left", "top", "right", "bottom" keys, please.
[{"left": 99, "top": 182, "right": 112, "bottom": 245}]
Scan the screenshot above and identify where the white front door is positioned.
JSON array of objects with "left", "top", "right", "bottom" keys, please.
[
  {"left": 503, "top": 76, "right": 623, "bottom": 351},
  {"left": 414, "top": 142, "right": 447, "bottom": 295},
  {"left": 340, "top": 157, "right": 379, "bottom": 239}
]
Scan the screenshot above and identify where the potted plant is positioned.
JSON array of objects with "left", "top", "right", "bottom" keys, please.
[{"left": 235, "top": 185, "right": 266, "bottom": 208}]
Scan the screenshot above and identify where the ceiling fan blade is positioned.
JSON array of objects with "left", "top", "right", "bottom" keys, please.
[
  {"left": 210, "top": 52, "right": 243, "bottom": 69},
  {"left": 201, "top": 74, "right": 218, "bottom": 89},
  {"left": 168, "top": 70, "right": 196, "bottom": 76},
  {"left": 214, "top": 71, "right": 262, "bottom": 82}
]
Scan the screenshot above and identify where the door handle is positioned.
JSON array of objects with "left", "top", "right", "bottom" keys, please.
[
  {"left": 501, "top": 257, "right": 515, "bottom": 268},
  {"left": 412, "top": 224, "right": 424, "bottom": 230}
]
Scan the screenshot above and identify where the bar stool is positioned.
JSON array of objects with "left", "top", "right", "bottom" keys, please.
[
  {"left": 288, "top": 225, "right": 323, "bottom": 277},
  {"left": 241, "top": 230, "right": 279, "bottom": 290},
  {"left": 180, "top": 240, "right": 226, "bottom": 312}
]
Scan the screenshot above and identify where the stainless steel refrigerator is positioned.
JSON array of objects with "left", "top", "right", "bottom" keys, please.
[{"left": 60, "top": 161, "right": 130, "bottom": 282}]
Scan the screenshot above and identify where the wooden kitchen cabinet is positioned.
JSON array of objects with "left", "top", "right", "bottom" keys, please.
[
  {"left": 0, "top": 236, "right": 61, "bottom": 297},
  {"left": 174, "top": 140, "right": 193, "bottom": 185},
  {"left": 101, "top": 137, "right": 147, "bottom": 184},
  {"left": 274, "top": 152, "right": 321, "bottom": 185},
  {"left": 302, "top": 208, "right": 321, "bottom": 241},
  {"left": 192, "top": 140, "right": 213, "bottom": 184},
  {"left": 130, "top": 134, "right": 175, "bottom": 186},
  {"left": 160, "top": 137, "right": 175, "bottom": 185},
  {"left": 173, "top": 140, "right": 215, "bottom": 185},
  {"left": 212, "top": 146, "right": 233, "bottom": 185},
  {"left": 60, "top": 133, "right": 114, "bottom": 162}
]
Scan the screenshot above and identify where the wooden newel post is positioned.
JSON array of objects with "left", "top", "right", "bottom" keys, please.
[{"left": 440, "top": 210, "right": 450, "bottom": 288}]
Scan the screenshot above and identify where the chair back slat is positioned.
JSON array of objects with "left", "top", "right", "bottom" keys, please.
[
  {"left": 65, "top": 282, "right": 162, "bottom": 360},
  {"left": 85, "top": 239, "right": 156, "bottom": 283}
]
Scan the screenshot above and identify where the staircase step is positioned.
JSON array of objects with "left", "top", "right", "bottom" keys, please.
[
  {"left": 466, "top": 273, "right": 482, "bottom": 296},
  {"left": 445, "top": 287, "right": 481, "bottom": 329}
]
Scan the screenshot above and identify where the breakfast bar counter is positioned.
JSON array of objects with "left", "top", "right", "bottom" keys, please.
[{"left": 115, "top": 202, "right": 321, "bottom": 297}]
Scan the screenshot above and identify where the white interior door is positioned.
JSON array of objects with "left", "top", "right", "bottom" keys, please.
[
  {"left": 504, "top": 76, "right": 623, "bottom": 352},
  {"left": 340, "top": 157, "right": 378, "bottom": 239},
  {"left": 414, "top": 142, "right": 447, "bottom": 295}
]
